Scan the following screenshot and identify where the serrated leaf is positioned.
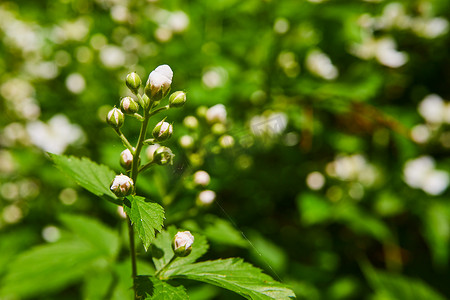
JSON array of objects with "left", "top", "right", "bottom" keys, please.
[
  {"left": 60, "top": 214, "right": 120, "bottom": 259},
  {"left": 0, "top": 241, "right": 103, "bottom": 298},
  {"left": 165, "top": 258, "right": 296, "bottom": 300},
  {"left": 363, "top": 263, "right": 446, "bottom": 300},
  {"left": 49, "top": 153, "right": 120, "bottom": 204},
  {"left": 124, "top": 195, "right": 165, "bottom": 251},
  {"left": 136, "top": 276, "right": 189, "bottom": 299},
  {"left": 151, "top": 226, "right": 209, "bottom": 274}
]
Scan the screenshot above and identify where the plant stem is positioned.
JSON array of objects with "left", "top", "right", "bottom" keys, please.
[
  {"left": 127, "top": 216, "right": 138, "bottom": 300},
  {"left": 114, "top": 129, "right": 135, "bottom": 153},
  {"left": 131, "top": 109, "right": 150, "bottom": 185},
  {"left": 148, "top": 105, "right": 169, "bottom": 118},
  {"left": 155, "top": 255, "right": 177, "bottom": 279},
  {"left": 139, "top": 160, "right": 156, "bottom": 173}
]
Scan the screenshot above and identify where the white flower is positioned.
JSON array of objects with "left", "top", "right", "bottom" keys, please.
[
  {"left": 306, "top": 172, "right": 325, "bottom": 190},
  {"left": 403, "top": 156, "right": 449, "bottom": 195},
  {"left": 206, "top": 104, "right": 227, "bottom": 124},
  {"left": 146, "top": 144, "right": 160, "bottom": 161},
  {"left": 179, "top": 135, "right": 194, "bottom": 148},
  {"left": 306, "top": 49, "right": 338, "bottom": 80},
  {"left": 197, "top": 190, "right": 216, "bottom": 205},
  {"left": 120, "top": 149, "right": 133, "bottom": 170},
  {"left": 110, "top": 174, "right": 134, "bottom": 197},
  {"left": 194, "top": 170, "right": 210, "bottom": 186}
]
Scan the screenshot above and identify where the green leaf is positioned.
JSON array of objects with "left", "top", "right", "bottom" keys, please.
[
  {"left": 151, "top": 226, "right": 209, "bottom": 274},
  {"left": 136, "top": 276, "right": 189, "bottom": 299},
  {"left": 124, "top": 195, "right": 165, "bottom": 251},
  {"left": 59, "top": 214, "right": 120, "bottom": 259},
  {"left": 202, "top": 215, "right": 248, "bottom": 248},
  {"left": 0, "top": 241, "right": 103, "bottom": 298},
  {"left": 422, "top": 202, "right": 450, "bottom": 268},
  {"left": 165, "top": 258, "right": 296, "bottom": 300},
  {"left": 363, "top": 264, "right": 446, "bottom": 300},
  {"left": 49, "top": 153, "right": 120, "bottom": 204}
]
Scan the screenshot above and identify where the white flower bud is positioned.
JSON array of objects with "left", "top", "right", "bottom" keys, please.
[
  {"left": 110, "top": 174, "right": 134, "bottom": 197},
  {"left": 106, "top": 107, "right": 124, "bottom": 128},
  {"left": 152, "top": 120, "right": 173, "bottom": 141},
  {"left": 193, "top": 170, "right": 210, "bottom": 186},
  {"left": 197, "top": 190, "right": 216, "bottom": 206},
  {"left": 146, "top": 143, "right": 160, "bottom": 161},
  {"left": 206, "top": 104, "right": 227, "bottom": 124},
  {"left": 120, "top": 149, "right": 133, "bottom": 170},
  {"left": 145, "top": 64, "right": 173, "bottom": 101},
  {"left": 172, "top": 231, "right": 194, "bottom": 257}
]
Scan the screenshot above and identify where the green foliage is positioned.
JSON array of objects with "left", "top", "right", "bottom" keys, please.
[
  {"left": 363, "top": 264, "right": 447, "bottom": 300},
  {"left": 165, "top": 258, "right": 296, "bottom": 300},
  {"left": 49, "top": 153, "right": 120, "bottom": 204},
  {"left": 124, "top": 195, "right": 165, "bottom": 251},
  {"left": 136, "top": 276, "right": 189, "bottom": 299}
]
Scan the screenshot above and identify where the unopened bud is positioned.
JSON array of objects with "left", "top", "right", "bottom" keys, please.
[
  {"left": 110, "top": 174, "right": 134, "bottom": 197},
  {"left": 126, "top": 72, "right": 141, "bottom": 93},
  {"left": 152, "top": 119, "right": 173, "bottom": 142},
  {"left": 145, "top": 143, "right": 160, "bottom": 161},
  {"left": 120, "top": 149, "right": 133, "bottom": 170},
  {"left": 172, "top": 231, "right": 194, "bottom": 257},
  {"left": 144, "top": 64, "right": 173, "bottom": 101},
  {"left": 106, "top": 108, "right": 124, "bottom": 129},
  {"left": 193, "top": 170, "right": 210, "bottom": 186},
  {"left": 169, "top": 91, "right": 187, "bottom": 108},
  {"left": 153, "top": 146, "right": 175, "bottom": 165},
  {"left": 120, "top": 97, "right": 139, "bottom": 114}
]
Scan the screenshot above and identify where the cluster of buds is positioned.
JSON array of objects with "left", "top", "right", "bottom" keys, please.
[
  {"left": 106, "top": 64, "right": 186, "bottom": 198},
  {"left": 172, "top": 231, "right": 194, "bottom": 257}
]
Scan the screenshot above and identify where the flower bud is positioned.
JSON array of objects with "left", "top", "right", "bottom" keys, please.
[
  {"left": 153, "top": 146, "right": 175, "bottom": 165},
  {"left": 193, "top": 170, "right": 210, "bottom": 186},
  {"left": 106, "top": 108, "right": 124, "bottom": 129},
  {"left": 120, "top": 97, "right": 139, "bottom": 114},
  {"left": 126, "top": 72, "right": 141, "bottom": 93},
  {"left": 172, "top": 231, "right": 194, "bottom": 257},
  {"left": 196, "top": 190, "right": 216, "bottom": 206},
  {"left": 110, "top": 174, "right": 134, "bottom": 197},
  {"left": 119, "top": 149, "right": 133, "bottom": 170},
  {"left": 145, "top": 143, "right": 160, "bottom": 161},
  {"left": 169, "top": 91, "right": 187, "bottom": 108},
  {"left": 152, "top": 119, "right": 173, "bottom": 142},
  {"left": 144, "top": 64, "right": 173, "bottom": 101},
  {"left": 179, "top": 135, "right": 194, "bottom": 149}
]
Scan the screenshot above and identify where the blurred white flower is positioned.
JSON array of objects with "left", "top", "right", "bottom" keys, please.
[
  {"left": 273, "top": 18, "right": 290, "bottom": 34},
  {"left": 412, "top": 17, "right": 449, "bottom": 39},
  {"left": 26, "top": 114, "right": 85, "bottom": 154},
  {"left": 327, "top": 154, "right": 377, "bottom": 186},
  {"left": 168, "top": 11, "right": 189, "bottom": 33},
  {"left": 179, "top": 135, "right": 194, "bottom": 149},
  {"left": 197, "top": 190, "right": 216, "bottom": 205},
  {"left": 100, "top": 45, "right": 126, "bottom": 69},
  {"left": 410, "top": 124, "right": 431, "bottom": 144},
  {"left": 66, "top": 73, "right": 86, "bottom": 94},
  {"left": 42, "top": 226, "right": 61, "bottom": 243},
  {"left": 111, "top": 5, "right": 129, "bottom": 23},
  {"left": 418, "top": 94, "right": 445, "bottom": 124},
  {"left": 52, "top": 17, "right": 91, "bottom": 43},
  {"left": 403, "top": 156, "right": 449, "bottom": 195},
  {"left": 202, "top": 67, "right": 228, "bottom": 89},
  {"left": 194, "top": 170, "right": 210, "bottom": 186},
  {"left": 350, "top": 36, "right": 408, "bottom": 68},
  {"left": 306, "top": 172, "right": 326, "bottom": 190},
  {"left": 206, "top": 104, "right": 227, "bottom": 124},
  {"left": 306, "top": 50, "right": 338, "bottom": 80},
  {"left": 250, "top": 112, "right": 287, "bottom": 137},
  {"left": 3, "top": 205, "right": 22, "bottom": 224}
]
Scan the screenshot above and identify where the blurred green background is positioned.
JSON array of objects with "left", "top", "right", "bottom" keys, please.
[{"left": 1, "top": 0, "right": 450, "bottom": 299}]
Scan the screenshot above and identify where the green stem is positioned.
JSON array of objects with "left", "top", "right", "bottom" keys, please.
[
  {"left": 155, "top": 255, "right": 177, "bottom": 279},
  {"left": 114, "top": 129, "right": 135, "bottom": 154},
  {"left": 131, "top": 110, "right": 150, "bottom": 185},
  {"left": 139, "top": 161, "right": 156, "bottom": 173},
  {"left": 127, "top": 216, "right": 138, "bottom": 300},
  {"left": 148, "top": 105, "right": 169, "bottom": 118},
  {"left": 132, "top": 113, "right": 144, "bottom": 121}
]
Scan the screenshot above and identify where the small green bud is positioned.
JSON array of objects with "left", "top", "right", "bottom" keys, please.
[
  {"left": 169, "top": 91, "right": 187, "bottom": 108},
  {"left": 152, "top": 119, "right": 173, "bottom": 142},
  {"left": 119, "top": 149, "right": 133, "bottom": 170},
  {"left": 172, "top": 231, "right": 194, "bottom": 257},
  {"left": 126, "top": 72, "right": 141, "bottom": 93},
  {"left": 183, "top": 116, "right": 198, "bottom": 129},
  {"left": 140, "top": 94, "right": 151, "bottom": 109},
  {"left": 106, "top": 108, "right": 124, "bottom": 129},
  {"left": 152, "top": 146, "right": 175, "bottom": 165},
  {"left": 144, "top": 65, "right": 173, "bottom": 101},
  {"left": 110, "top": 174, "right": 134, "bottom": 197},
  {"left": 120, "top": 97, "right": 139, "bottom": 114}
]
